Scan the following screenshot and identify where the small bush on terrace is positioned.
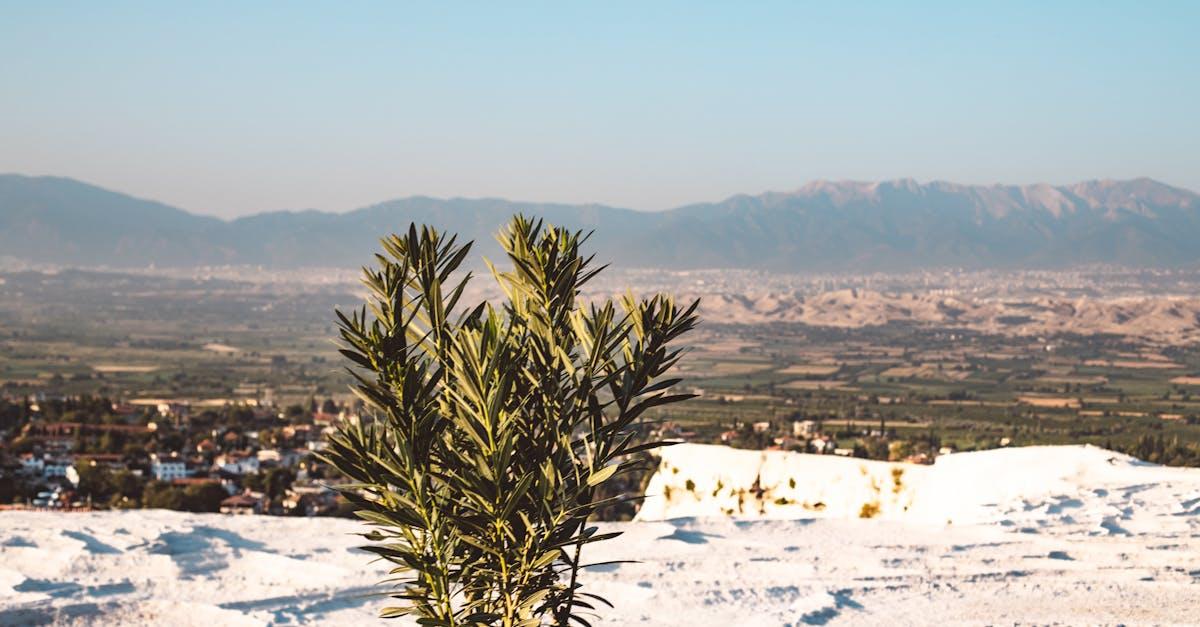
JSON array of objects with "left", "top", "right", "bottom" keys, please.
[{"left": 321, "top": 216, "right": 698, "bottom": 625}]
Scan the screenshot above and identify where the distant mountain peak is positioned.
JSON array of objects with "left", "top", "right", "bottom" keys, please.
[{"left": 2, "top": 174, "right": 1198, "bottom": 271}]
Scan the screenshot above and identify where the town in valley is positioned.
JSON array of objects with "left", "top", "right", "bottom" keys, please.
[{"left": 4, "top": 265, "right": 1200, "bottom": 519}]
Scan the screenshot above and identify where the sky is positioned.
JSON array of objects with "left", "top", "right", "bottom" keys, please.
[{"left": 1, "top": 1, "right": 1197, "bottom": 218}]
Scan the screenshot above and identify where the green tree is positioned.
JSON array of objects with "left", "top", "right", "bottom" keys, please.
[
  {"left": 109, "top": 470, "right": 144, "bottom": 507},
  {"left": 247, "top": 467, "right": 297, "bottom": 514},
  {"left": 263, "top": 467, "right": 295, "bottom": 500},
  {"left": 142, "top": 481, "right": 185, "bottom": 510},
  {"left": 73, "top": 462, "right": 115, "bottom": 502},
  {"left": 183, "top": 482, "right": 227, "bottom": 512},
  {"left": 322, "top": 217, "right": 697, "bottom": 625},
  {"left": 0, "top": 474, "right": 18, "bottom": 504}
]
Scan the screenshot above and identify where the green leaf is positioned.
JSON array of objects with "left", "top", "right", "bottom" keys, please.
[{"left": 586, "top": 464, "right": 619, "bottom": 487}]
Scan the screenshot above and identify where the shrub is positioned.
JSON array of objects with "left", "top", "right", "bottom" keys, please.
[
  {"left": 182, "top": 482, "right": 227, "bottom": 513},
  {"left": 142, "top": 481, "right": 185, "bottom": 510},
  {"left": 891, "top": 467, "right": 905, "bottom": 494},
  {"left": 321, "top": 216, "right": 698, "bottom": 624}
]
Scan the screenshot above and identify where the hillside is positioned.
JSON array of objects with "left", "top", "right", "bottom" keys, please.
[
  {"left": 0, "top": 176, "right": 225, "bottom": 267},
  {"left": 686, "top": 288, "right": 1200, "bottom": 341},
  {"left": 3, "top": 174, "right": 1200, "bottom": 271},
  {"left": 3, "top": 445, "right": 1200, "bottom": 625}
]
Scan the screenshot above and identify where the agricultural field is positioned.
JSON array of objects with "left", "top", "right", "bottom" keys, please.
[
  {"left": 0, "top": 270, "right": 357, "bottom": 408},
  {"left": 4, "top": 269, "right": 1200, "bottom": 466},
  {"left": 653, "top": 321, "right": 1200, "bottom": 461}
]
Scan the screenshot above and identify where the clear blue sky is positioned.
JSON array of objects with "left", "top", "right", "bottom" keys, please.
[{"left": 2, "top": 1, "right": 1197, "bottom": 218}]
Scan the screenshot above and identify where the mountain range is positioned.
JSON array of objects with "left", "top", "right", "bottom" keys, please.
[{"left": 2, "top": 174, "right": 1198, "bottom": 272}]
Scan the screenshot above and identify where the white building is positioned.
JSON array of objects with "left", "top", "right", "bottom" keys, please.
[
  {"left": 793, "top": 420, "right": 817, "bottom": 437},
  {"left": 19, "top": 454, "right": 45, "bottom": 475},
  {"left": 809, "top": 437, "right": 837, "bottom": 454},
  {"left": 256, "top": 448, "right": 302, "bottom": 468},
  {"left": 151, "top": 457, "right": 189, "bottom": 481},
  {"left": 43, "top": 462, "right": 70, "bottom": 478},
  {"left": 215, "top": 454, "right": 260, "bottom": 475}
]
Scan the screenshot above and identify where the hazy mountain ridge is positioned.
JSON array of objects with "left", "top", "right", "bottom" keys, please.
[{"left": 2, "top": 174, "right": 1198, "bottom": 271}]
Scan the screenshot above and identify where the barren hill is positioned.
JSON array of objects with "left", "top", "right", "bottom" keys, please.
[{"left": 687, "top": 288, "right": 1200, "bottom": 341}]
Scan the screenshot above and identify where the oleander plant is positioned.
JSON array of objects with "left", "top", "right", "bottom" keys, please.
[{"left": 320, "top": 215, "right": 698, "bottom": 626}]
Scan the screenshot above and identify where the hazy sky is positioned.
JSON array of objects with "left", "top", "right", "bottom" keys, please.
[{"left": 2, "top": 2, "right": 1197, "bottom": 218}]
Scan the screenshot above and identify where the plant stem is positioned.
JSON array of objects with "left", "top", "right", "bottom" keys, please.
[{"left": 557, "top": 519, "right": 586, "bottom": 627}]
